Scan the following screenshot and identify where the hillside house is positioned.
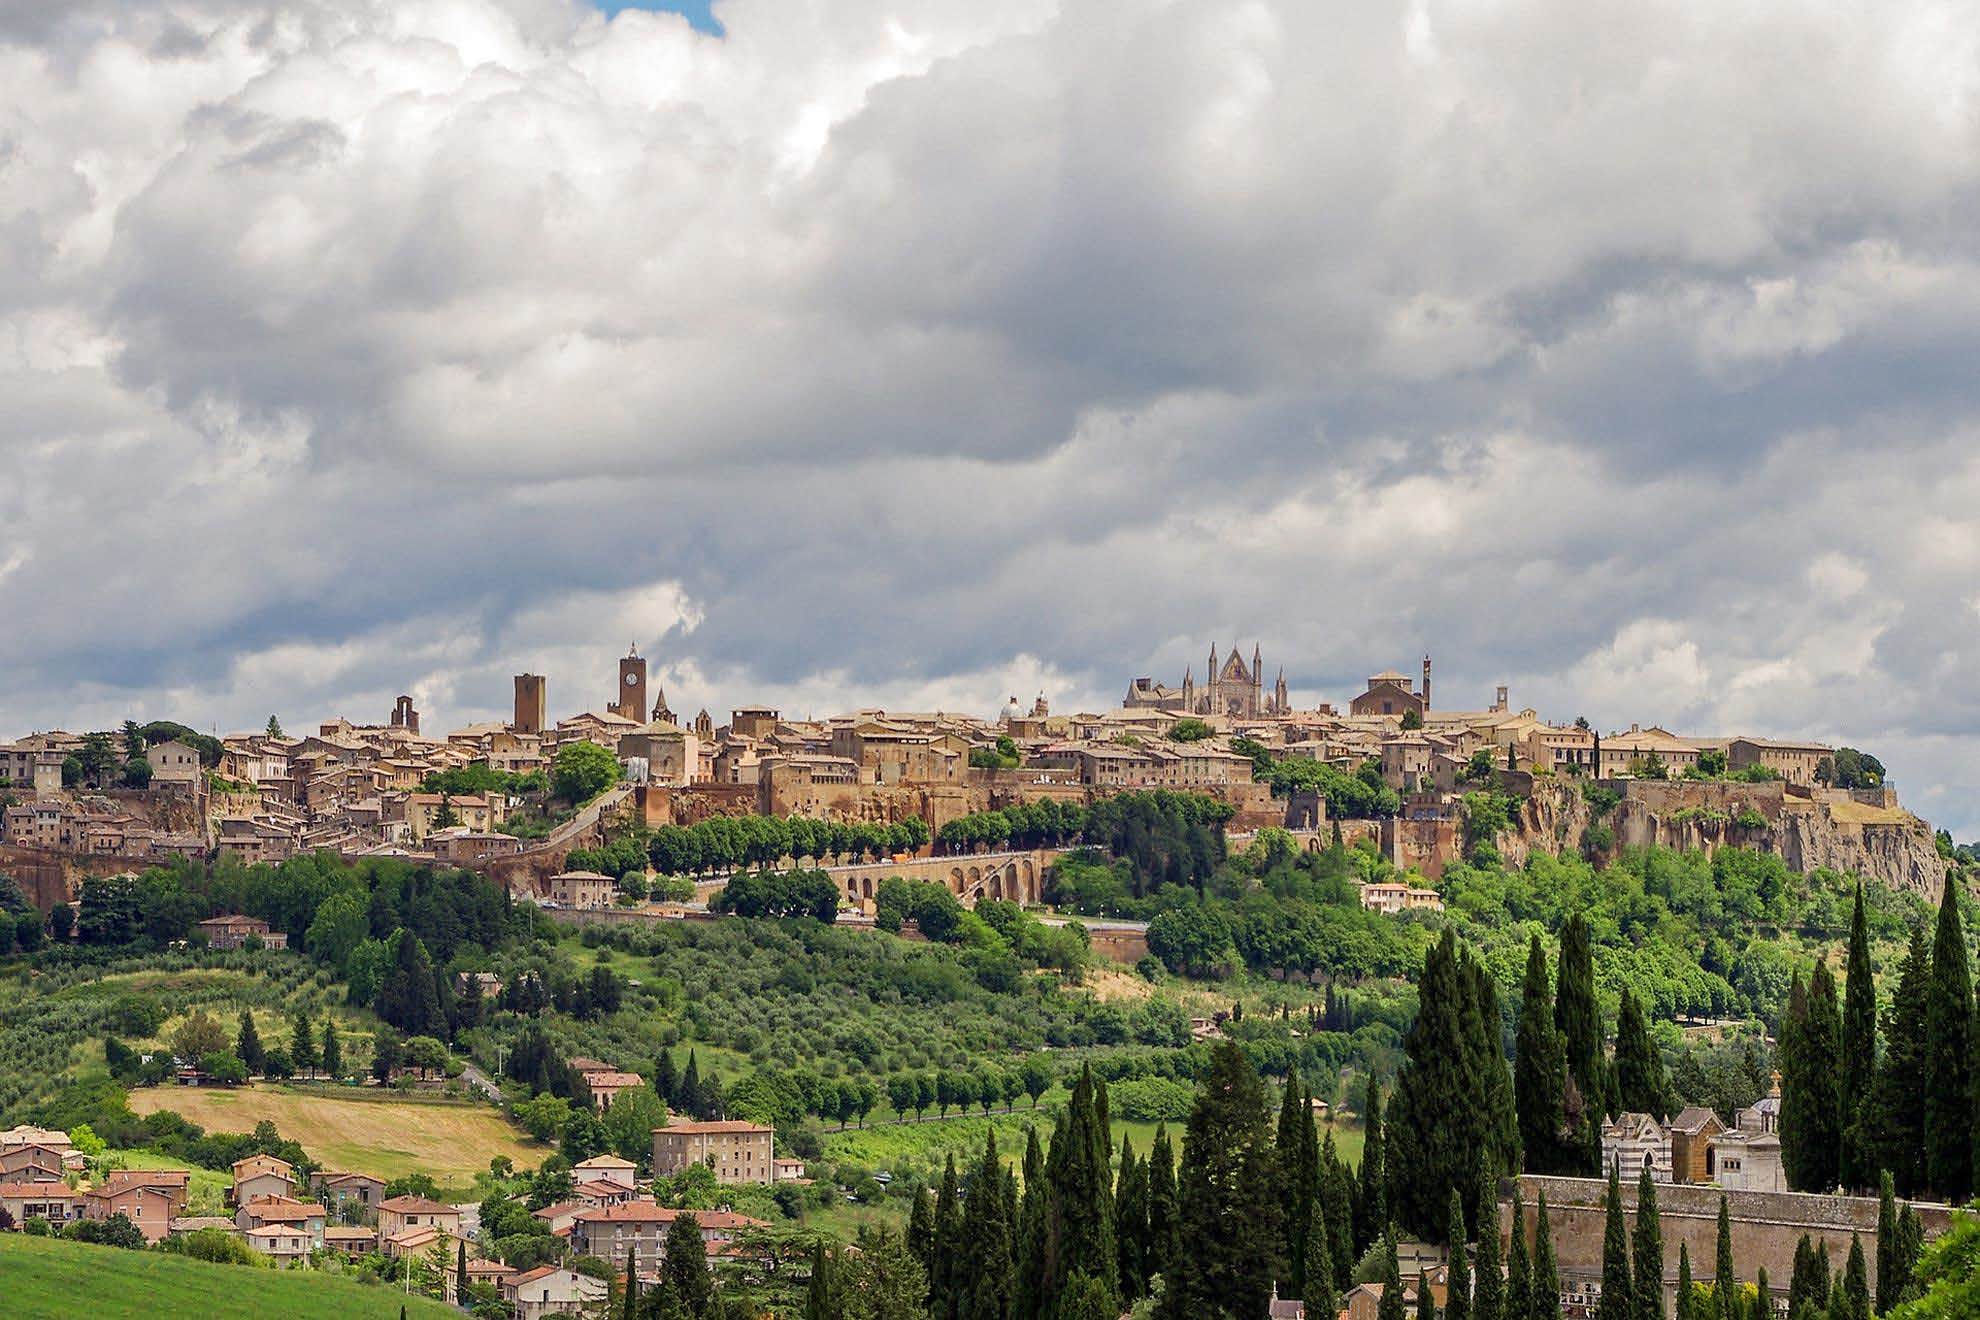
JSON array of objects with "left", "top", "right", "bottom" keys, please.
[
  {"left": 504, "top": 1265, "right": 609, "bottom": 1320},
  {"left": 652, "top": 1120, "right": 776, "bottom": 1185},
  {"left": 231, "top": 1153, "right": 297, "bottom": 1203}
]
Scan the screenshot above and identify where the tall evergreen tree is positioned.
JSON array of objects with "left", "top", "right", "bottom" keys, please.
[
  {"left": 1114, "top": 1136, "right": 1148, "bottom": 1303},
  {"left": 456, "top": 1239, "right": 468, "bottom": 1310},
  {"left": 934, "top": 1155, "right": 963, "bottom": 1320},
  {"left": 1506, "top": 1189, "right": 1532, "bottom": 1320},
  {"left": 1712, "top": 1197, "right": 1736, "bottom": 1320},
  {"left": 1923, "top": 880, "right": 1972, "bottom": 1202},
  {"left": 1874, "top": 1174, "right": 1897, "bottom": 1316},
  {"left": 908, "top": 1186, "right": 936, "bottom": 1287},
  {"left": 662, "top": 1212, "right": 712, "bottom": 1318},
  {"left": 1321, "top": 1131, "right": 1356, "bottom": 1292},
  {"left": 1632, "top": 1164, "right": 1664, "bottom": 1320},
  {"left": 1787, "top": 1234, "right": 1822, "bottom": 1318},
  {"left": 1045, "top": 1068, "right": 1118, "bottom": 1313},
  {"left": 1378, "top": 1231, "right": 1407, "bottom": 1320},
  {"left": 1464, "top": 956, "right": 1524, "bottom": 1185},
  {"left": 1596, "top": 1168, "right": 1633, "bottom": 1320},
  {"left": 802, "top": 1242, "right": 833, "bottom": 1320},
  {"left": 319, "top": 1020, "right": 342, "bottom": 1079},
  {"left": 1473, "top": 1184, "right": 1505, "bottom": 1320},
  {"left": 1357, "top": 1083, "right": 1387, "bottom": 1253},
  {"left": 289, "top": 1008, "right": 317, "bottom": 1078},
  {"left": 236, "top": 1010, "right": 265, "bottom": 1075},
  {"left": 655, "top": 1048, "right": 678, "bottom": 1109},
  {"left": 1675, "top": 1244, "right": 1695, "bottom": 1320},
  {"left": 1783, "top": 963, "right": 1844, "bottom": 1191},
  {"left": 1614, "top": 989, "right": 1668, "bottom": 1120},
  {"left": 1015, "top": 1127, "right": 1048, "bottom": 1320},
  {"left": 1840, "top": 1236, "right": 1870, "bottom": 1320},
  {"left": 1530, "top": 1193, "right": 1561, "bottom": 1320},
  {"left": 1157, "top": 1042, "right": 1282, "bottom": 1320},
  {"left": 1890, "top": 1204, "right": 1924, "bottom": 1314},
  {"left": 1277, "top": 1072, "right": 1313, "bottom": 1296},
  {"left": 1144, "top": 1123, "right": 1179, "bottom": 1286},
  {"left": 1445, "top": 1190, "right": 1472, "bottom": 1320},
  {"left": 1863, "top": 924, "right": 1930, "bottom": 1197},
  {"left": 1303, "top": 1191, "right": 1335, "bottom": 1311},
  {"left": 1516, "top": 935, "right": 1570, "bottom": 1175},
  {"left": 1417, "top": 1271, "right": 1438, "bottom": 1320},
  {"left": 1392, "top": 933, "right": 1513, "bottom": 1239},
  {"left": 963, "top": 1131, "right": 1015, "bottom": 1320},
  {"left": 1555, "top": 913, "right": 1608, "bottom": 1133},
  {"left": 1840, "top": 885, "right": 1878, "bottom": 1190},
  {"left": 680, "top": 1050, "right": 703, "bottom": 1120}
]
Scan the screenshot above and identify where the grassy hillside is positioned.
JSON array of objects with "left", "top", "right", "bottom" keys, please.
[
  {"left": 127, "top": 1083, "right": 541, "bottom": 1183},
  {"left": 0, "top": 1233, "right": 457, "bottom": 1319}
]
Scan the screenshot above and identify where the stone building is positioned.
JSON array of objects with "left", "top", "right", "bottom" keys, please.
[
  {"left": 1124, "top": 643, "right": 1288, "bottom": 719},
  {"left": 651, "top": 1120, "right": 776, "bottom": 1185}
]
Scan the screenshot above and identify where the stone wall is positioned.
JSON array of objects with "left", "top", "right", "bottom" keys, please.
[{"left": 1506, "top": 1174, "right": 1953, "bottom": 1302}]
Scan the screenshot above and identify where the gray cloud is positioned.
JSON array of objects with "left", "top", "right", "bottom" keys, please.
[{"left": 5, "top": 0, "right": 1980, "bottom": 831}]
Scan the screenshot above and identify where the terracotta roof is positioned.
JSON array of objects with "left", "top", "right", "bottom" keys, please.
[
  {"left": 652, "top": 1120, "right": 774, "bottom": 1135},
  {"left": 0, "top": 1181, "right": 84, "bottom": 1198},
  {"left": 574, "top": 1202, "right": 679, "bottom": 1223},
  {"left": 574, "top": 1155, "right": 637, "bottom": 1169},
  {"left": 380, "top": 1194, "right": 457, "bottom": 1214}
]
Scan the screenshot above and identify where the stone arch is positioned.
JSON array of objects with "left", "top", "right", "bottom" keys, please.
[
  {"left": 861, "top": 875, "right": 875, "bottom": 900},
  {"left": 949, "top": 866, "right": 965, "bottom": 892}
]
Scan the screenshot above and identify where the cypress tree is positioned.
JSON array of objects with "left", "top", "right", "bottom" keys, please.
[
  {"left": 1788, "top": 1235, "right": 1820, "bottom": 1317},
  {"left": 1277, "top": 1072, "right": 1311, "bottom": 1295},
  {"left": 1144, "top": 1123, "right": 1179, "bottom": 1285},
  {"left": 1815, "top": 1241, "right": 1834, "bottom": 1310},
  {"left": 1015, "top": 1127, "right": 1048, "bottom": 1320},
  {"left": 1303, "top": 1192, "right": 1335, "bottom": 1311},
  {"left": 1465, "top": 956, "right": 1524, "bottom": 1187},
  {"left": 1506, "top": 1189, "right": 1532, "bottom": 1320},
  {"left": 1840, "top": 885, "right": 1878, "bottom": 1190},
  {"left": 1392, "top": 933, "right": 1509, "bottom": 1238},
  {"left": 681, "top": 1050, "right": 703, "bottom": 1120},
  {"left": 662, "top": 1212, "right": 711, "bottom": 1318},
  {"left": 1417, "top": 1270, "right": 1438, "bottom": 1320},
  {"left": 1923, "top": 880, "right": 1971, "bottom": 1202},
  {"left": 1713, "top": 1196, "right": 1736, "bottom": 1320},
  {"left": 1156, "top": 1041, "right": 1282, "bottom": 1320},
  {"left": 908, "top": 1185, "right": 936, "bottom": 1285},
  {"left": 1531, "top": 1192, "right": 1561, "bottom": 1320},
  {"left": 1446, "top": 1190, "right": 1472, "bottom": 1320},
  {"left": 655, "top": 1049, "right": 678, "bottom": 1109},
  {"left": 1516, "top": 934, "right": 1570, "bottom": 1174},
  {"left": 964, "top": 1131, "right": 1015, "bottom": 1320},
  {"left": 1046, "top": 1068, "right": 1118, "bottom": 1311},
  {"left": 1473, "top": 1184, "right": 1504, "bottom": 1320},
  {"left": 1596, "top": 1168, "right": 1632, "bottom": 1320},
  {"left": 1632, "top": 1164, "right": 1664, "bottom": 1320},
  {"left": 1862, "top": 925, "right": 1929, "bottom": 1197},
  {"left": 1358, "top": 1082, "right": 1387, "bottom": 1253},
  {"left": 289, "top": 1008, "right": 316, "bottom": 1078},
  {"left": 236, "top": 1010, "right": 265, "bottom": 1076},
  {"left": 456, "top": 1239, "right": 469, "bottom": 1309},
  {"left": 1378, "top": 1230, "right": 1407, "bottom": 1320},
  {"left": 1555, "top": 913, "right": 1607, "bottom": 1131},
  {"left": 319, "top": 1020, "right": 342, "bottom": 1079},
  {"left": 1675, "top": 1244, "right": 1694, "bottom": 1320},
  {"left": 1873, "top": 1174, "right": 1897, "bottom": 1316},
  {"left": 1321, "top": 1131, "right": 1356, "bottom": 1292},
  {"left": 1805, "top": 962, "right": 1845, "bottom": 1190},
  {"left": 1891, "top": 1204, "right": 1924, "bottom": 1313},
  {"left": 802, "top": 1242, "right": 831, "bottom": 1320},
  {"left": 1841, "top": 1236, "right": 1870, "bottom": 1320},
  {"left": 1614, "top": 989, "right": 1668, "bottom": 1120},
  {"left": 934, "top": 1155, "right": 963, "bottom": 1320},
  {"left": 1114, "top": 1136, "right": 1147, "bottom": 1302}
]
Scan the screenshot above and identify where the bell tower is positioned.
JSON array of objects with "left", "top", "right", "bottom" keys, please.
[{"left": 614, "top": 646, "right": 648, "bottom": 722}]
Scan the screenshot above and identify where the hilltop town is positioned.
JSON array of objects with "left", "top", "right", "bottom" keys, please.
[{"left": 0, "top": 644, "right": 1943, "bottom": 911}]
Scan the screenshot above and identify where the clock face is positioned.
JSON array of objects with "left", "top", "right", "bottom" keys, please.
[{"left": 625, "top": 672, "right": 639, "bottom": 686}]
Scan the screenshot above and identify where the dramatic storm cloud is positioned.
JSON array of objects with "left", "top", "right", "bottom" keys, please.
[{"left": 6, "top": 0, "right": 1980, "bottom": 829}]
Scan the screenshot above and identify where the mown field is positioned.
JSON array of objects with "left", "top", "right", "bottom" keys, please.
[
  {"left": 0, "top": 1232, "right": 458, "bottom": 1319},
  {"left": 128, "top": 1082, "right": 542, "bottom": 1184}
]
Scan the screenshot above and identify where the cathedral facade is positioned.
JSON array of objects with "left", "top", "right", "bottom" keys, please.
[{"left": 1123, "top": 643, "right": 1289, "bottom": 719}]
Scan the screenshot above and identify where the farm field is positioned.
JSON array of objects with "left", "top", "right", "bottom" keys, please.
[
  {"left": 127, "top": 1082, "right": 542, "bottom": 1185},
  {"left": 0, "top": 1232, "right": 458, "bottom": 1319}
]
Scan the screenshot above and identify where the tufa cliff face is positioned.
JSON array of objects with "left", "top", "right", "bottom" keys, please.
[{"left": 1512, "top": 778, "right": 1946, "bottom": 899}]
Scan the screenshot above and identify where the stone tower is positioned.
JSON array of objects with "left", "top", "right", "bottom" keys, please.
[
  {"left": 390, "top": 694, "right": 419, "bottom": 735},
  {"left": 613, "top": 647, "right": 647, "bottom": 722},
  {"left": 1421, "top": 654, "right": 1432, "bottom": 711},
  {"left": 513, "top": 674, "right": 547, "bottom": 734}
]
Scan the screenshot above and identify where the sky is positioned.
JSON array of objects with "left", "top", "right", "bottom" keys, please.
[{"left": 5, "top": 0, "right": 1980, "bottom": 834}]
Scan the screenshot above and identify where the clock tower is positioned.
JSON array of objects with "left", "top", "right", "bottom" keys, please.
[{"left": 613, "top": 647, "right": 647, "bottom": 723}]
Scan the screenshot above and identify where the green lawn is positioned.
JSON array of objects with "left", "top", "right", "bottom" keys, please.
[{"left": 0, "top": 1232, "right": 457, "bottom": 1319}]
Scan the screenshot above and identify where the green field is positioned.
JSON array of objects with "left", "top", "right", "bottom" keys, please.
[{"left": 0, "top": 1233, "right": 458, "bottom": 1319}]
